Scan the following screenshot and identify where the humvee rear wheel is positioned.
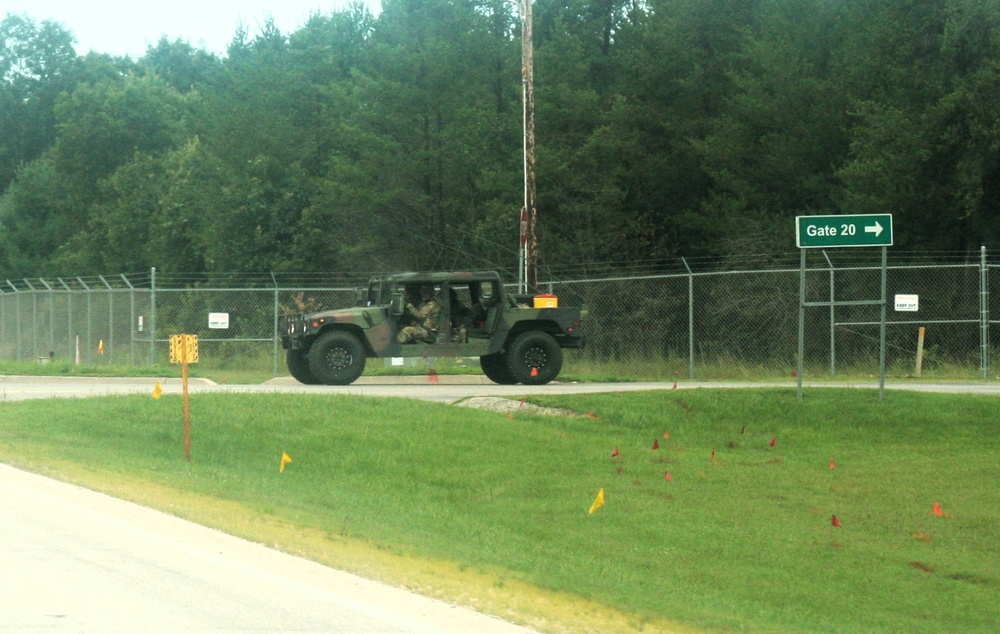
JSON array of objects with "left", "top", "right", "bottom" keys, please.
[
  {"left": 309, "top": 331, "right": 367, "bottom": 385},
  {"left": 287, "top": 349, "right": 321, "bottom": 384},
  {"left": 480, "top": 353, "right": 517, "bottom": 384},
  {"left": 505, "top": 331, "right": 562, "bottom": 385}
]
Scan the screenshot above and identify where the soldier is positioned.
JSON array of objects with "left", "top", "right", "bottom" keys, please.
[{"left": 396, "top": 283, "right": 441, "bottom": 343}]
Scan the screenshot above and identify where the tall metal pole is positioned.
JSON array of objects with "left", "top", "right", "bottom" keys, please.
[
  {"left": 981, "top": 245, "right": 989, "bottom": 379},
  {"left": 521, "top": 0, "right": 538, "bottom": 294},
  {"left": 878, "top": 246, "right": 887, "bottom": 401}
]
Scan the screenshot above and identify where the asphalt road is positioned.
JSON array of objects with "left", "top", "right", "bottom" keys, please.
[
  {"left": 0, "top": 375, "right": 554, "bottom": 634},
  {"left": 0, "top": 463, "right": 539, "bottom": 634},
  {"left": 1, "top": 373, "right": 999, "bottom": 403}
]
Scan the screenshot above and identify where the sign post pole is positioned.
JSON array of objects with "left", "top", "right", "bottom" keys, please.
[
  {"left": 796, "top": 215, "right": 893, "bottom": 401},
  {"left": 797, "top": 249, "right": 805, "bottom": 402},
  {"left": 170, "top": 334, "right": 199, "bottom": 461},
  {"left": 878, "top": 246, "right": 887, "bottom": 400}
]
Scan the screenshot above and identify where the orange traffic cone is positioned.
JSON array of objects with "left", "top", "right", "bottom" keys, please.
[
  {"left": 932, "top": 501, "right": 944, "bottom": 517},
  {"left": 831, "top": 515, "right": 843, "bottom": 527}
]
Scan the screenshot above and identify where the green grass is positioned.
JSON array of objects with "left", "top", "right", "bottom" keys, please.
[{"left": 0, "top": 389, "right": 997, "bottom": 633}]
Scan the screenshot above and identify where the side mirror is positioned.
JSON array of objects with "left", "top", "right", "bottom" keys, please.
[
  {"left": 390, "top": 291, "right": 405, "bottom": 316},
  {"left": 353, "top": 288, "right": 365, "bottom": 306}
]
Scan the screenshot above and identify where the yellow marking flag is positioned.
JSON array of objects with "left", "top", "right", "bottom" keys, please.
[
  {"left": 280, "top": 452, "right": 293, "bottom": 473},
  {"left": 588, "top": 488, "right": 605, "bottom": 514},
  {"left": 151, "top": 381, "right": 163, "bottom": 399}
]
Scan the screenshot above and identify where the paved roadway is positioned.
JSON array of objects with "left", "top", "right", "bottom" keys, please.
[
  {"left": 0, "top": 375, "right": 555, "bottom": 634},
  {"left": 2, "top": 374, "right": 999, "bottom": 403},
  {"left": 1, "top": 374, "right": 997, "bottom": 633}
]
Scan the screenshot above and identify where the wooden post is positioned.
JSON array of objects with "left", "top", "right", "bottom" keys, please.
[
  {"left": 182, "top": 336, "right": 191, "bottom": 461},
  {"left": 915, "top": 327, "right": 926, "bottom": 378},
  {"left": 521, "top": 0, "right": 538, "bottom": 294}
]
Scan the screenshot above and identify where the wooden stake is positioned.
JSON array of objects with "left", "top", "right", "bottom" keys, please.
[
  {"left": 182, "top": 337, "right": 191, "bottom": 462},
  {"left": 915, "top": 327, "right": 926, "bottom": 377}
]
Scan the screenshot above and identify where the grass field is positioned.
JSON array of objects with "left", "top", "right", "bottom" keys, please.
[{"left": 0, "top": 387, "right": 997, "bottom": 633}]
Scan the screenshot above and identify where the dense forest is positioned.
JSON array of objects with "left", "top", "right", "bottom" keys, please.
[{"left": 2, "top": 0, "right": 1000, "bottom": 281}]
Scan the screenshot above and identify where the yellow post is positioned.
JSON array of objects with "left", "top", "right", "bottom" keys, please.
[
  {"left": 170, "top": 334, "right": 197, "bottom": 462},
  {"left": 915, "top": 327, "right": 926, "bottom": 378}
]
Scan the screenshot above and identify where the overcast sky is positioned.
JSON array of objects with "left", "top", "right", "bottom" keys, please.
[{"left": 1, "top": 0, "right": 381, "bottom": 59}]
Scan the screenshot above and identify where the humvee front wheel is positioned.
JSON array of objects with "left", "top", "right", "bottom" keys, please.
[
  {"left": 287, "top": 349, "right": 321, "bottom": 384},
  {"left": 309, "top": 331, "right": 367, "bottom": 385},
  {"left": 480, "top": 353, "right": 517, "bottom": 384},
  {"left": 505, "top": 331, "right": 562, "bottom": 385}
]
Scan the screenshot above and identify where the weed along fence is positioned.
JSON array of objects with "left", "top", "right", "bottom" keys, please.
[{"left": 0, "top": 255, "right": 998, "bottom": 380}]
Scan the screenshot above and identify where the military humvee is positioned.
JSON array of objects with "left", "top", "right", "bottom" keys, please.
[{"left": 277, "top": 271, "right": 585, "bottom": 385}]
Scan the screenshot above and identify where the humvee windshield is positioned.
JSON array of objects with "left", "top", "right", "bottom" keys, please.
[{"left": 365, "top": 278, "right": 384, "bottom": 305}]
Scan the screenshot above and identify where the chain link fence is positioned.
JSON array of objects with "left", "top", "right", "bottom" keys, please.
[{"left": 1, "top": 253, "right": 997, "bottom": 381}]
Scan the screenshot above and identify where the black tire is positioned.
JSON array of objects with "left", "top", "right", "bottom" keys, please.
[
  {"left": 286, "top": 349, "right": 321, "bottom": 384},
  {"left": 505, "top": 331, "right": 563, "bottom": 385},
  {"left": 480, "top": 353, "right": 518, "bottom": 384},
  {"left": 308, "top": 330, "right": 367, "bottom": 385}
]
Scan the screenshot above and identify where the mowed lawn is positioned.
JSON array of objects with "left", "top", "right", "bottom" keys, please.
[{"left": 0, "top": 387, "right": 997, "bottom": 633}]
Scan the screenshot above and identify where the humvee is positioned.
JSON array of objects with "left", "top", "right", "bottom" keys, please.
[{"left": 278, "top": 271, "right": 585, "bottom": 385}]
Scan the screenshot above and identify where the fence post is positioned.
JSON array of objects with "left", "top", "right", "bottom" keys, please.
[
  {"left": 81, "top": 277, "right": 93, "bottom": 365},
  {"left": 108, "top": 281, "right": 115, "bottom": 363},
  {"left": 9, "top": 281, "right": 21, "bottom": 360},
  {"left": 39, "top": 278, "right": 55, "bottom": 358},
  {"left": 822, "top": 251, "right": 835, "bottom": 376},
  {"left": 981, "top": 246, "right": 989, "bottom": 379},
  {"left": 682, "top": 257, "right": 695, "bottom": 379},
  {"left": 24, "top": 279, "right": 38, "bottom": 358},
  {"left": 116, "top": 274, "right": 132, "bottom": 367},
  {"left": 272, "top": 271, "right": 280, "bottom": 378},
  {"left": 59, "top": 278, "right": 72, "bottom": 361},
  {"left": 150, "top": 267, "right": 157, "bottom": 367}
]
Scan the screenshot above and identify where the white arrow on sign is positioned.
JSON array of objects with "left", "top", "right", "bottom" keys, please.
[{"left": 865, "top": 221, "right": 883, "bottom": 237}]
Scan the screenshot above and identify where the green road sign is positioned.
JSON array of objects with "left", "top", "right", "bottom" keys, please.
[{"left": 796, "top": 214, "right": 893, "bottom": 248}]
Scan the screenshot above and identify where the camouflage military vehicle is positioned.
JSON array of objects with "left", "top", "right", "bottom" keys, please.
[{"left": 278, "top": 271, "right": 585, "bottom": 385}]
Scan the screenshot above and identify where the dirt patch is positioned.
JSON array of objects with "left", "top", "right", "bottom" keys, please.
[{"left": 454, "top": 397, "right": 577, "bottom": 417}]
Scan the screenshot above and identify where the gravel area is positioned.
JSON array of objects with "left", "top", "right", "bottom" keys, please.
[{"left": 454, "top": 396, "right": 577, "bottom": 416}]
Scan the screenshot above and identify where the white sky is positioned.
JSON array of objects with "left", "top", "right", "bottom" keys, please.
[{"left": 1, "top": 0, "right": 380, "bottom": 59}]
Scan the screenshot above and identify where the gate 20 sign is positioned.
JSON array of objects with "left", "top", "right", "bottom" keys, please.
[{"left": 796, "top": 214, "right": 893, "bottom": 248}]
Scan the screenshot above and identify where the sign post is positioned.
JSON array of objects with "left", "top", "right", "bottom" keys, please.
[
  {"left": 169, "top": 334, "right": 199, "bottom": 461},
  {"left": 796, "top": 215, "right": 893, "bottom": 401}
]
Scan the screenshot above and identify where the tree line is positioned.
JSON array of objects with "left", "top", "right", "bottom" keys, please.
[{"left": 2, "top": 0, "right": 999, "bottom": 281}]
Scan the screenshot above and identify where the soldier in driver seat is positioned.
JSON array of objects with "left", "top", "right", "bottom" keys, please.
[{"left": 396, "top": 283, "right": 441, "bottom": 343}]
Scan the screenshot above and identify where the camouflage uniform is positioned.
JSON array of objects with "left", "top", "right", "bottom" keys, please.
[{"left": 397, "top": 287, "right": 442, "bottom": 343}]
